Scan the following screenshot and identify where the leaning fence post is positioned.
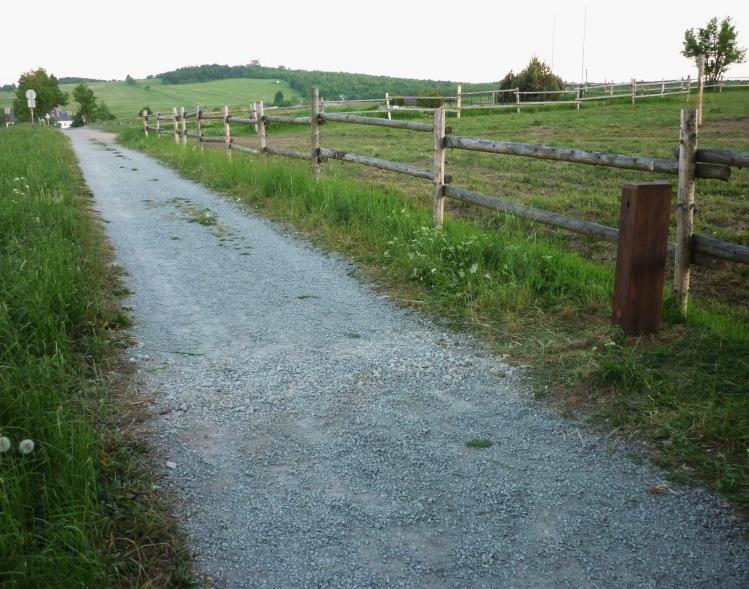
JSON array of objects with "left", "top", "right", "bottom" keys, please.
[
  {"left": 613, "top": 183, "right": 672, "bottom": 335},
  {"left": 697, "top": 55, "right": 705, "bottom": 125},
  {"left": 432, "top": 108, "right": 446, "bottom": 227},
  {"left": 310, "top": 87, "right": 321, "bottom": 178},
  {"left": 255, "top": 101, "right": 266, "bottom": 152},
  {"left": 143, "top": 110, "right": 149, "bottom": 137},
  {"left": 456, "top": 85, "right": 461, "bottom": 119},
  {"left": 385, "top": 92, "right": 392, "bottom": 121},
  {"left": 674, "top": 108, "right": 698, "bottom": 317},
  {"left": 172, "top": 107, "right": 179, "bottom": 144}
]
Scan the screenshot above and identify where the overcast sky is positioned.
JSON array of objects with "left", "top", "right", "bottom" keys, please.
[{"left": 2, "top": 1, "right": 748, "bottom": 86}]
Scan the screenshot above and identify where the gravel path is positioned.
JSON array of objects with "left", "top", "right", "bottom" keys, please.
[{"left": 68, "top": 128, "right": 747, "bottom": 588}]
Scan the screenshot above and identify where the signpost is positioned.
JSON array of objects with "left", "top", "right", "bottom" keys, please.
[{"left": 26, "top": 89, "right": 36, "bottom": 125}]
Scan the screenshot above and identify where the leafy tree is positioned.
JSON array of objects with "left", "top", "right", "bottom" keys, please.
[
  {"left": 72, "top": 83, "right": 97, "bottom": 124},
  {"left": 682, "top": 16, "right": 747, "bottom": 84},
  {"left": 125, "top": 74, "right": 137, "bottom": 86},
  {"left": 1, "top": 83, "right": 16, "bottom": 91},
  {"left": 273, "top": 90, "right": 284, "bottom": 106},
  {"left": 13, "top": 69, "right": 68, "bottom": 121},
  {"left": 417, "top": 90, "right": 443, "bottom": 108},
  {"left": 500, "top": 57, "right": 564, "bottom": 102},
  {"left": 95, "top": 100, "right": 116, "bottom": 120}
]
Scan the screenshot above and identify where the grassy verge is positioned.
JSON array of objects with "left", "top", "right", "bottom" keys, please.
[
  {"left": 0, "top": 126, "right": 192, "bottom": 587},
  {"left": 120, "top": 125, "right": 749, "bottom": 509}
]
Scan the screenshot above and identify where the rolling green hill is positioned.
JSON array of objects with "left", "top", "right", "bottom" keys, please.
[{"left": 0, "top": 77, "right": 299, "bottom": 120}]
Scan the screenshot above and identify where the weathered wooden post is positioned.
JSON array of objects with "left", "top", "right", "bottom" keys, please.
[
  {"left": 661, "top": 79, "right": 665, "bottom": 98},
  {"left": 255, "top": 101, "right": 267, "bottom": 152},
  {"left": 612, "top": 183, "right": 672, "bottom": 335},
  {"left": 196, "top": 106, "right": 203, "bottom": 151},
  {"left": 575, "top": 88, "right": 581, "bottom": 110},
  {"left": 456, "top": 85, "right": 461, "bottom": 119},
  {"left": 631, "top": 79, "right": 636, "bottom": 104},
  {"left": 432, "top": 108, "right": 446, "bottom": 227},
  {"left": 385, "top": 92, "right": 392, "bottom": 121},
  {"left": 515, "top": 89, "right": 520, "bottom": 113},
  {"left": 156, "top": 112, "right": 160, "bottom": 135},
  {"left": 697, "top": 55, "right": 705, "bottom": 125},
  {"left": 223, "top": 105, "right": 231, "bottom": 156},
  {"left": 180, "top": 107, "right": 186, "bottom": 145},
  {"left": 172, "top": 107, "right": 179, "bottom": 144},
  {"left": 143, "top": 110, "right": 149, "bottom": 137},
  {"left": 310, "top": 87, "right": 321, "bottom": 178},
  {"left": 685, "top": 75, "right": 691, "bottom": 101},
  {"left": 674, "top": 108, "right": 698, "bottom": 316}
]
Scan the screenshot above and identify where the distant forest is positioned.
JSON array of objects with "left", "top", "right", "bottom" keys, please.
[
  {"left": 155, "top": 64, "right": 498, "bottom": 100},
  {"left": 58, "top": 77, "right": 107, "bottom": 84}
]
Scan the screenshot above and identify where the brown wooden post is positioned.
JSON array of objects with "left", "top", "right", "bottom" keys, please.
[
  {"left": 697, "top": 55, "right": 705, "bottom": 125},
  {"left": 456, "top": 85, "right": 461, "bottom": 119},
  {"left": 310, "top": 87, "right": 321, "bottom": 178},
  {"left": 612, "top": 183, "right": 672, "bottom": 335},
  {"left": 156, "top": 112, "right": 160, "bottom": 135},
  {"left": 674, "top": 108, "right": 698, "bottom": 316},
  {"left": 196, "top": 106, "right": 203, "bottom": 151},
  {"left": 180, "top": 107, "right": 186, "bottom": 145},
  {"left": 432, "top": 108, "right": 446, "bottom": 227},
  {"left": 255, "top": 101, "right": 266, "bottom": 152},
  {"left": 172, "top": 107, "right": 179, "bottom": 144},
  {"left": 143, "top": 110, "right": 149, "bottom": 137},
  {"left": 223, "top": 105, "right": 231, "bottom": 156}
]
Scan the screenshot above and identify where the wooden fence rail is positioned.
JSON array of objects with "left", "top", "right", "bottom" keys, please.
[{"left": 141, "top": 74, "right": 749, "bottom": 316}]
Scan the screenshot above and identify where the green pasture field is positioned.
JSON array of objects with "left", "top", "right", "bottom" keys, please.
[{"left": 119, "top": 87, "right": 749, "bottom": 508}]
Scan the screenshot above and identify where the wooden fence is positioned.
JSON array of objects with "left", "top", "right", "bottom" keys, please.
[{"left": 142, "top": 82, "right": 749, "bottom": 317}]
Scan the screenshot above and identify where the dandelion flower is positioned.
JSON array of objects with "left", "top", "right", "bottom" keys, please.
[
  {"left": 18, "top": 439, "right": 34, "bottom": 455},
  {"left": 0, "top": 436, "right": 11, "bottom": 453}
]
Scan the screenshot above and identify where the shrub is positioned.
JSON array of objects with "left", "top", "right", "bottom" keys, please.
[
  {"left": 500, "top": 57, "right": 564, "bottom": 102},
  {"left": 417, "top": 90, "right": 443, "bottom": 108},
  {"left": 273, "top": 90, "right": 284, "bottom": 106}
]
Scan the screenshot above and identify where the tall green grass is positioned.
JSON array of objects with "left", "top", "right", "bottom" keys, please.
[
  {"left": 120, "top": 126, "right": 749, "bottom": 507},
  {"left": 0, "top": 126, "right": 190, "bottom": 587}
]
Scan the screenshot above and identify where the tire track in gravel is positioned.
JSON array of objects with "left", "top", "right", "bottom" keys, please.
[{"left": 68, "top": 128, "right": 748, "bottom": 588}]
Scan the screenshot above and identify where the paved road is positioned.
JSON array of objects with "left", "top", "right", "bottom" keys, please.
[{"left": 68, "top": 128, "right": 747, "bottom": 588}]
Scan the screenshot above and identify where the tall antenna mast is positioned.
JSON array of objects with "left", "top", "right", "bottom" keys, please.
[{"left": 580, "top": 6, "right": 587, "bottom": 84}]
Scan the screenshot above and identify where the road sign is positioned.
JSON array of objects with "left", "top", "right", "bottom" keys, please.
[
  {"left": 25, "top": 89, "right": 36, "bottom": 100},
  {"left": 27, "top": 99, "right": 36, "bottom": 109}
]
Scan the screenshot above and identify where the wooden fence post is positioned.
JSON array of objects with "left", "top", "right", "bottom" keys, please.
[
  {"left": 385, "top": 91, "right": 392, "bottom": 120},
  {"left": 223, "top": 105, "right": 231, "bottom": 155},
  {"left": 515, "top": 89, "right": 520, "bottom": 113},
  {"left": 196, "top": 106, "right": 203, "bottom": 150},
  {"left": 674, "top": 108, "right": 698, "bottom": 316},
  {"left": 310, "top": 87, "right": 321, "bottom": 178},
  {"left": 575, "top": 88, "right": 581, "bottom": 110},
  {"left": 172, "top": 107, "right": 179, "bottom": 144},
  {"left": 255, "top": 101, "right": 266, "bottom": 151},
  {"left": 631, "top": 79, "right": 636, "bottom": 104},
  {"left": 661, "top": 79, "right": 665, "bottom": 98},
  {"left": 143, "top": 110, "right": 149, "bottom": 137},
  {"left": 613, "top": 182, "right": 672, "bottom": 335},
  {"left": 156, "top": 112, "right": 160, "bottom": 135},
  {"left": 697, "top": 55, "right": 705, "bottom": 125},
  {"left": 456, "top": 85, "right": 461, "bottom": 119},
  {"left": 432, "top": 108, "right": 446, "bottom": 227},
  {"left": 180, "top": 107, "right": 186, "bottom": 145},
  {"left": 685, "top": 75, "right": 691, "bottom": 102}
]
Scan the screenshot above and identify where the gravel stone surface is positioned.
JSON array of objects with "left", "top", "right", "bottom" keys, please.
[{"left": 68, "top": 128, "right": 748, "bottom": 588}]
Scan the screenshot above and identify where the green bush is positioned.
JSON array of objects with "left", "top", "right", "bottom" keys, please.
[
  {"left": 500, "top": 57, "right": 564, "bottom": 102},
  {"left": 416, "top": 90, "right": 443, "bottom": 108}
]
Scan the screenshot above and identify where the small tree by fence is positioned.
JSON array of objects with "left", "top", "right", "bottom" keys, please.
[{"left": 141, "top": 70, "right": 749, "bottom": 328}]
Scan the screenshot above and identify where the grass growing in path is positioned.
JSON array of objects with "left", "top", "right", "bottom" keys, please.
[
  {"left": 0, "top": 126, "right": 191, "bottom": 587},
  {"left": 119, "top": 123, "right": 749, "bottom": 509}
]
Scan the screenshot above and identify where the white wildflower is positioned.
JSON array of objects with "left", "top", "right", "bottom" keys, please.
[
  {"left": 469, "top": 263, "right": 479, "bottom": 274},
  {"left": 0, "top": 436, "right": 11, "bottom": 453},
  {"left": 18, "top": 439, "right": 35, "bottom": 455}
]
